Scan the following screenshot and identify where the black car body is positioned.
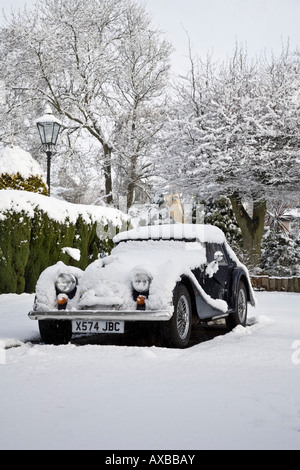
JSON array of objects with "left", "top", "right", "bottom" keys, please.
[{"left": 29, "top": 224, "right": 256, "bottom": 348}]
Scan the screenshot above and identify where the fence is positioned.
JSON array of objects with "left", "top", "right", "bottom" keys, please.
[{"left": 251, "top": 276, "right": 300, "bottom": 293}]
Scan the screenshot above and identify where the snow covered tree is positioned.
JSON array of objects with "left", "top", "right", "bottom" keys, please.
[
  {"left": 261, "top": 228, "right": 300, "bottom": 276},
  {"left": 159, "top": 44, "right": 300, "bottom": 268},
  {"left": 108, "top": 2, "right": 172, "bottom": 207},
  {"left": 261, "top": 199, "right": 300, "bottom": 276},
  {"left": 204, "top": 197, "right": 242, "bottom": 253},
  {"left": 0, "top": 0, "right": 171, "bottom": 205}
]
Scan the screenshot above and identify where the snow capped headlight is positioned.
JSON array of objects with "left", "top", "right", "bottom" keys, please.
[
  {"left": 132, "top": 273, "right": 151, "bottom": 293},
  {"left": 55, "top": 273, "right": 77, "bottom": 294}
]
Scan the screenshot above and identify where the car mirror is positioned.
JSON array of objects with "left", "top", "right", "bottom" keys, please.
[{"left": 214, "top": 251, "right": 223, "bottom": 263}]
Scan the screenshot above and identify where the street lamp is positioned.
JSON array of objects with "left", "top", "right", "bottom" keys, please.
[{"left": 36, "top": 104, "right": 63, "bottom": 196}]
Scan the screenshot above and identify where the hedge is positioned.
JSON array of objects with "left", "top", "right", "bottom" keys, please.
[{"left": 0, "top": 190, "right": 130, "bottom": 294}]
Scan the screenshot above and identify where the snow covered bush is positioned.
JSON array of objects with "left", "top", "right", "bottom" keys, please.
[
  {"left": 0, "top": 146, "right": 48, "bottom": 195},
  {"left": 261, "top": 228, "right": 300, "bottom": 276},
  {"left": 0, "top": 173, "right": 48, "bottom": 195},
  {"left": 0, "top": 190, "right": 130, "bottom": 294}
]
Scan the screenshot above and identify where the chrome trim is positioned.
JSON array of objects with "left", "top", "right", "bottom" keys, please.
[
  {"left": 210, "top": 313, "right": 229, "bottom": 321},
  {"left": 28, "top": 309, "right": 173, "bottom": 322}
]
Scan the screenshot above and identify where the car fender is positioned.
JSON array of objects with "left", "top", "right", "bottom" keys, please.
[
  {"left": 175, "top": 275, "right": 227, "bottom": 321},
  {"left": 229, "top": 267, "right": 252, "bottom": 310}
]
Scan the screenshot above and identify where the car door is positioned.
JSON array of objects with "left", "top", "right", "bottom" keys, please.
[{"left": 197, "top": 242, "right": 230, "bottom": 302}]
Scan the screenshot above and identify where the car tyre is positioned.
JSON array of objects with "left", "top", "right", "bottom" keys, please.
[
  {"left": 38, "top": 320, "right": 72, "bottom": 345},
  {"left": 161, "top": 284, "right": 192, "bottom": 348},
  {"left": 226, "top": 280, "right": 247, "bottom": 331}
]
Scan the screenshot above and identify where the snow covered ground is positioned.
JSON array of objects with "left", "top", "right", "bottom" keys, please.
[{"left": 0, "top": 291, "right": 300, "bottom": 450}]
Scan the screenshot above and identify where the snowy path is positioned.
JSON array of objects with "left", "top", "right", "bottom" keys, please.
[{"left": 0, "top": 292, "right": 300, "bottom": 450}]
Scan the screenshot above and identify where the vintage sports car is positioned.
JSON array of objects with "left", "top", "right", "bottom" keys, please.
[{"left": 28, "top": 224, "right": 256, "bottom": 348}]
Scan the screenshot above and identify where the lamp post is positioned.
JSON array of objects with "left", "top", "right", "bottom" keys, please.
[{"left": 36, "top": 105, "right": 63, "bottom": 196}]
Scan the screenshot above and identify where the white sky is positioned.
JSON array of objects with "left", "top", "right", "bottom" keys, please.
[{"left": 1, "top": 0, "right": 300, "bottom": 73}]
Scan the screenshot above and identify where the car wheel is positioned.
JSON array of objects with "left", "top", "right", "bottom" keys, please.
[
  {"left": 38, "top": 320, "right": 72, "bottom": 345},
  {"left": 226, "top": 280, "right": 247, "bottom": 331},
  {"left": 161, "top": 284, "right": 192, "bottom": 348}
]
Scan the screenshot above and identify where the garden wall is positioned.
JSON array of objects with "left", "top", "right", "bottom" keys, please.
[
  {"left": 0, "top": 190, "right": 130, "bottom": 294},
  {"left": 251, "top": 276, "right": 300, "bottom": 293}
]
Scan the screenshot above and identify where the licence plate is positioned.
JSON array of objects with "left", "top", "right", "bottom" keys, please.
[{"left": 72, "top": 320, "right": 124, "bottom": 334}]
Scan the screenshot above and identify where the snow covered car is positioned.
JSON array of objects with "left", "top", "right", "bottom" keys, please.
[{"left": 28, "top": 224, "right": 256, "bottom": 348}]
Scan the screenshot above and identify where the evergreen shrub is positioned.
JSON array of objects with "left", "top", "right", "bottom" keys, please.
[
  {"left": 261, "top": 228, "right": 300, "bottom": 276},
  {"left": 204, "top": 197, "right": 243, "bottom": 251},
  {"left": 0, "top": 210, "right": 31, "bottom": 293},
  {"left": 0, "top": 172, "right": 48, "bottom": 195}
]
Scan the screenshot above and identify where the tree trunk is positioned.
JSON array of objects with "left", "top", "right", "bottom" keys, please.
[
  {"left": 126, "top": 153, "right": 139, "bottom": 209},
  {"left": 127, "top": 180, "right": 135, "bottom": 209},
  {"left": 229, "top": 193, "right": 266, "bottom": 269},
  {"left": 103, "top": 144, "right": 113, "bottom": 205}
]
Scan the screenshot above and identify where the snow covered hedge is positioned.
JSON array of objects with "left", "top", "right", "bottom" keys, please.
[{"left": 0, "top": 190, "right": 130, "bottom": 294}]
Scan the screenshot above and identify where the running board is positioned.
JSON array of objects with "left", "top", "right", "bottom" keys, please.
[{"left": 204, "top": 312, "right": 230, "bottom": 323}]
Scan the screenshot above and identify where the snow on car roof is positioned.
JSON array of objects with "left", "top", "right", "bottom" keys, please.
[{"left": 114, "top": 224, "right": 226, "bottom": 244}]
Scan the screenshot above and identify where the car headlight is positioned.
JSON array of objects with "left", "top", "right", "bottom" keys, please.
[
  {"left": 55, "top": 273, "right": 77, "bottom": 294},
  {"left": 132, "top": 273, "right": 151, "bottom": 293}
]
